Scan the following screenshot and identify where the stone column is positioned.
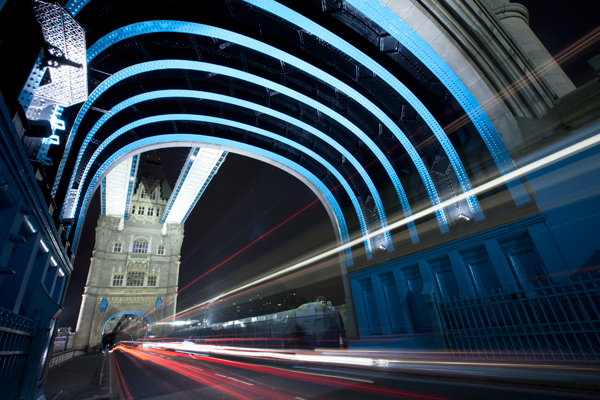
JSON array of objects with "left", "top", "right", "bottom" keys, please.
[
  {"left": 371, "top": 274, "right": 393, "bottom": 335},
  {"left": 448, "top": 250, "right": 476, "bottom": 298},
  {"left": 493, "top": 2, "right": 575, "bottom": 99}
]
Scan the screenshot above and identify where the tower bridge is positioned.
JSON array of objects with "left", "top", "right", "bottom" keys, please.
[{"left": 0, "top": 0, "right": 599, "bottom": 399}]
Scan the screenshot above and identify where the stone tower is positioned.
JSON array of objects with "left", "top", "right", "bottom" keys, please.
[{"left": 73, "top": 154, "right": 184, "bottom": 351}]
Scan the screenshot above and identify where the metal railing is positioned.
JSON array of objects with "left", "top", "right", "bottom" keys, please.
[
  {"left": 0, "top": 307, "right": 36, "bottom": 399},
  {"left": 436, "top": 274, "right": 600, "bottom": 361},
  {"left": 49, "top": 349, "right": 86, "bottom": 369}
]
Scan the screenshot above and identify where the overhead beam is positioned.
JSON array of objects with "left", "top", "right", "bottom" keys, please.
[{"left": 162, "top": 147, "right": 227, "bottom": 225}]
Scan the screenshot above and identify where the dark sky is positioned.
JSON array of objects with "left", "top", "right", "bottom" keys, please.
[
  {"left": 59, "top": 149, "right": 344, "bottom": 328},
  {"left": 57, "top": 0, "right": 600, "bottom": 329}
]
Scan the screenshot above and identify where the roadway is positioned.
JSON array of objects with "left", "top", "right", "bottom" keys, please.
[{"left": 111, "top": 345, "right": 600, "bottom": 400}]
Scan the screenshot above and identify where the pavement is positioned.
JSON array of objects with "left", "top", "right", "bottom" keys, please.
[{"left": 44, "top": 352, "right": 113, "bottom": 400}]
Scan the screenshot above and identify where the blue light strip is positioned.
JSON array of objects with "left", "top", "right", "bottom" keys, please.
[
  {"left": 65, "top": 0, "right": 527, "bottom": 207},
  {"left": 86, "top": 21, "right": 481, "bottom": 222},
  {"left": 180, "top": 151, "right": 228, "bottom": 224},
  {"left": 123, "top": 154, "right": 139, "bottom": 220},
  {"left": 344, "top": 0, "right": 530, "bottom": 206},
  {"left": 100, "top": 177, "right": 106, "bottom": 215},
  {"left": 76, "top": 114, "right": 375, "bottom": 258},
  {"left": 68, "top": 89, "right": 402, "bottom": 246},
  {"left": 57, "top": 62, "right": 428, "bottom": 241},
  {"left": 161, "top": 147, "right": 201, "bottom": 223},
  {"left": 74, "top": 134, "right": 355, "bottom": 266}
]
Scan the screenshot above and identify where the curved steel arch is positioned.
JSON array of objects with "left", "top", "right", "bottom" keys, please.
[
  {"left": 75, "top": 134, "right": 355, "bottom": 265},
  {"left": 66, "top": 0, "right": 529, "bottom": 206},
  {"left": 86, "top": 20, "right": 484, "bottom": 221},
  {"left": 68, "top": 90, "right": 405, "bottom": 245},
  {"left": 75, "top": 113, "right": 378, "bottom": 257},
  {"left": 55, "top": 60, "right": 449, "bottom": 236},
  {"left": 102, "top": 310, "right": 151, "bottom": 335},
  {"left": 343, "top": 0, "right": 531, "bottom": 206}
]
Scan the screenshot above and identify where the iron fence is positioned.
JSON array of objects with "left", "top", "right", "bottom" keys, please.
[
  {"left": 0, "top": 307, "right": 36, "bottom": 400},
  {"left": 436, "top": 274, "right": 600, "bottom": 361}
]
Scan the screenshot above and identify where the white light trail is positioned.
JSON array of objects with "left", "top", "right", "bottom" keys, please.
[{"left": 175, "top": 132, "right": 600, "bottom": 318}]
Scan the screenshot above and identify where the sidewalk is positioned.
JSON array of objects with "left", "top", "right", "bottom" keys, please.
[{"left": 45, "top": 352, "right": 112, "bottom": 400}]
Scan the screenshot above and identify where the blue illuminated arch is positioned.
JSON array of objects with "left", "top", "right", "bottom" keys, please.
[
  {"left": 75, "top": 114, "right": 378, "bottom": 257},
  {"left": 75, "top": 135, "right": 356, "bottom": 265},
  {"left": 85, "top": 21, "right": 483, "bottom": 221},
  {"left": 67, "top": 90, "right": 407, "bottom": 244},
  {"left": 102, "top": 310, "right": 152, "bottom": 335},
  {"left": 65, "top": 0, "right": 529, "bottom": 207},
  {"left": 55, "top": 60, "right": 448, "bottom": 236}
]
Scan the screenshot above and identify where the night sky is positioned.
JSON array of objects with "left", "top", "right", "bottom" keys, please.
[{"left": 57, "top": 0, "right": 600, "bottom": 329}]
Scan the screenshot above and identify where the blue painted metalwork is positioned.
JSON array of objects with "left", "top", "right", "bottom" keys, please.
[
  {"left": 57, "top": 61, "right": 433, "bottom": 241},
  {"left": 345, "top": 0, "right": 530, "bottom": 206},
  {"left": 74, "top": 134, "right": 355, "bottom": 265},
  {"left": 75, "top": 114, "right": 374, "bottom": 258},
  {"left": 64, "top": 0, "right": 527, "bottom": 207},
  {"left": 86, "top": 20, "right": 483, "bottom": 222},
  {"left": 100, "top": 178, "right": 106, "bottom": 215},
  {"left": 67, "top": 89, "right": 404, "bottom": 246},
  {"left": 180, "top": 152, "right": 228, "bottom": 224},
  {"left": 101, "top": 310, "right": 151, "bottom": 335},
  {"left": 161, "top": 147, "right": 201, "bottom": 223},
  {"left": 161, "top": 148, "right": 229, "bottom": 225},
  {"left": 123, "top": 155, "right": 139, "bottom": 220}
]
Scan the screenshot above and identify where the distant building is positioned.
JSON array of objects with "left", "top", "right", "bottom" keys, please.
[{"left": 73, "top": 155, "right": 184, "bottom": 351}]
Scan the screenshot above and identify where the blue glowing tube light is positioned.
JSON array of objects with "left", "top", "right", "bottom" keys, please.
[
  {"left": 68, "top": 89, "right": 401, "bottom": 247},
  {"left": 64, "top": 0, "right": 527, "bottom": 207},
  {"left": 56, "top": 61, "right": 432, "bottom": 241},
  {"left": 344, "top": 0, "right": 530, "bottom": 206},
  {"left": 86, "top": 20, "right": 482, "bottom": 222},
  {"left": 73, "top": 134, "right": 355, "bottom": 265},
  {"left": 75, "top": 114, "right": 375, "bottom": 258}
]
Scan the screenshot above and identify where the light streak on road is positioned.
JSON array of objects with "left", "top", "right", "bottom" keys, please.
[
  {"left": 172, "top": 131, "right": 600, "bottom": 319},
  {"left": 113, "top": 344, "right": 450, "bottom": 399}
]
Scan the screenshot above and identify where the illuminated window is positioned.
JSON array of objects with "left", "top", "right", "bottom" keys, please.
[
  {"left": 113, "top": 242, "right": 122, "bottom": 252},
  {"left": 157, "top": 245, "right": 165, "bottom": 255},
  {"left": 132, "top": 238, "right": 148, "bottom": 253},
  {"left": 147, "top": 207, "right": 154, "bottom": 216},
  {"left": 126, "top": 271, "right": 145, "bottom": 286},
  {"left": 112, "top": 274, "right": 124, "bottom": 286},
  {"left": 147, "top": 275, "right": 157, "bottom": 286},
  {"left": 138, "top": 206, "right": 145, "bottom": 215}
]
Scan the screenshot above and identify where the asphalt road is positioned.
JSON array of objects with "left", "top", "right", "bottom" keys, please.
[{"left": 111, "top": 347, "right": 600, "bottom": 400}]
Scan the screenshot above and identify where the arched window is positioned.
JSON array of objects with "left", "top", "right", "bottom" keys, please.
[
  {"left": 113, "top": 242, "right": 122, "bottom": 252},
  {"left": 132, "top": 238, "right": 148, "bottom": 253},
  {"left": 138, "top": 206, "right": 145, "bottom": 215},
  {"left": 147, "top": 207, "right": 154, "bottom": 217},
  {"left": 127, "top": 271, "right": 145, "bottom": 286},
  {"left": 157, "top": 245, "right": 165, "bottom": 255}
]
